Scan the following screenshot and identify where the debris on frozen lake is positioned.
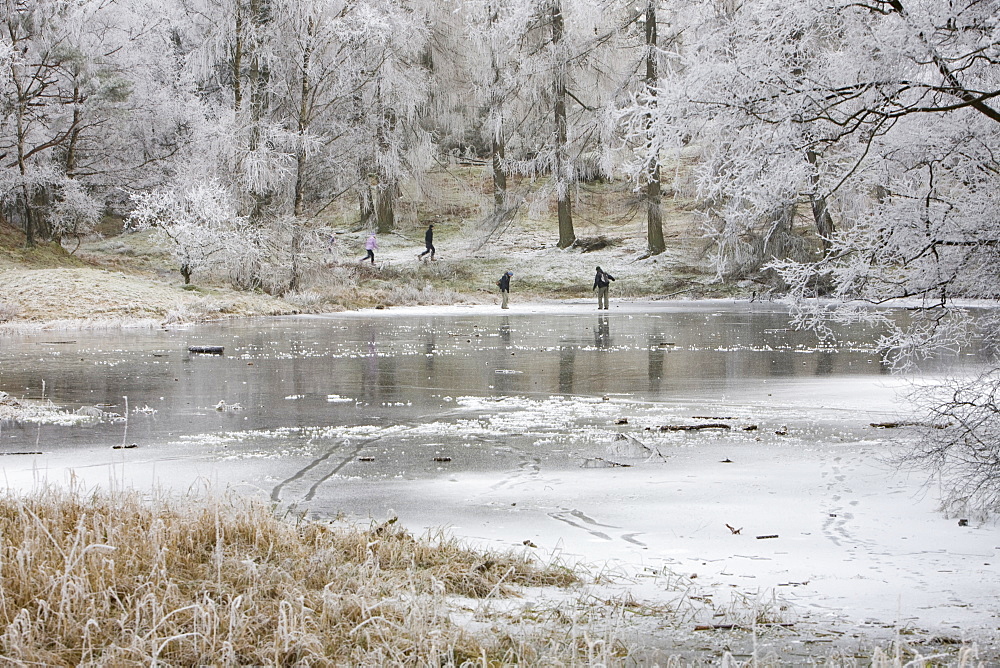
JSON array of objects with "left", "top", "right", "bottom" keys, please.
[
  {"left": 725, "top": 523, "right": 742, "bottom": 534},
  {"left": 581, "top": 457, "right": 631, "bottom": 468},
  {"left": 188, "top": 345, "right": 224, "bottom": 354},
  {"left": 75, "top": 406, "right": 112, "bottom": 418},
  {"left": 870, "top": 421, "right": 948, "bottom": 429},
  {"left": 656, "top": 423, "right": 731, "bottom": 431},
  {"left": 695, "top": 623, "right": 794, "bottom": 631},
  {"left": 608, "top": 433, "right": 668, "bottom": 461}
]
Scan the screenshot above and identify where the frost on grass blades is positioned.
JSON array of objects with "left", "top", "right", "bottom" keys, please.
[{"left": 0, "top": 486, "right": 619, "bottom": 666}]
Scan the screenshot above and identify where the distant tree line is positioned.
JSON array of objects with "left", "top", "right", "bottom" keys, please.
[
  {"left": 1, "top": 0, "right": 670, "bottom": 290},
  {"left": 4, "top": 0, "right": 993, "bottom": 292}
]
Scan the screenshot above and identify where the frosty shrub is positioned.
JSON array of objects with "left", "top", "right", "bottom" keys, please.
[
  {"left": 283, "top": 290, "right": 324, "bottom": 309},
  {"left": 0, "top": 301, "right": 20, "bottom": 323},
  {"left": 126, "top": 186, "right": 242, "bottom": 285}
]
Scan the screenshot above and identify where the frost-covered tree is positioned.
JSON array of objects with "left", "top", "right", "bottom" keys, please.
[
  {"left": 1, "top": 0, "right": 87, "bottom": 246},
  {"left": 424, "top": 0, "right": 636, "bottom": 248},
  {"left": 633, "top": 0, "right": 1000, "bottom": 294},
  {"left": 174, "top": 0, "right": 431, "bottom": 280},
  {"left": 1, "top": 0, "right": 200, "bottom": 247},
  {"left": 126, "top": 185, "right": 244, "bottom": 284},
  {"left": 629, "top": 0, "right": 1000, "bottom": 515},
  {"left": 344, "top": 0, "right": 431, "bottom": 235},
  {"left": 622, "top": 1, "right": 828, "bottom": 279},
  {"left": 425, "top": 0, "right": 538, "bottom": 221},
  {"left": 616, "top": 0, "right": 679, "bottom": 256}
]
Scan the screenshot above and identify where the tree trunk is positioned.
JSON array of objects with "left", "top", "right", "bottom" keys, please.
[
  {"left": 488, "top": 20, "right": 507, "bottom": 214},
  {"left": 233, "top": 6, "right": 244, "bottom": 111},
  {"left": 644, "top": 1, "right": 665, "bottom": 255},
  {"left": 492, "top": 137, "right": 507, "bottom": 212},
  {"left": 806, "top": 150, "right": 835, "bottom": 251},
  {"left": 359, "top": 180, "right": 374, "bottom": 228},
  {"left": 374, "top": 102, "right": 397, "bottom": 233},
  {"left": 552, "top": 0, "right": 575, "bottom": 249},
  {"left": 288, "top": 225, "right": 300, "bottom": 291},
  {"left": 245, "top": 0, "right": 271, "bottom": 224},
  {"left": 758, "top": 201, "right": 797, "bottom": 286},
  {"left": 375, "top": 181, "right": 396, "bottom": 234},
  {"left": 248, "top": 0, "right": 270, "bottom": 125},
  {"left": 289, "top": 18, "right": 313, "bottom": 293},
  {"left": 646, "top": 168, "right": 665, "bottom": 254},
  {"left": 9, "top": 30, "right": 34, "bottom": 247}
]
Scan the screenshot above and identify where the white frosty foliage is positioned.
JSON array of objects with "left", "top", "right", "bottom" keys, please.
[{"left": 126, "top": 185, "right": 244, "bottom": 283}]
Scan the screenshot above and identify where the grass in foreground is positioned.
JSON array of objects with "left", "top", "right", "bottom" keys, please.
[
  {"left": 0, "top": 486, "right": 991, "bottom": 666},
  {"left": 0, "top": 486, "right": 589, "bottom": 666}
]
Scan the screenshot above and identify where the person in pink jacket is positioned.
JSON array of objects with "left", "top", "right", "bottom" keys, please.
[{"left": 360, "top": 234, "right": 378, "bottom": 264}]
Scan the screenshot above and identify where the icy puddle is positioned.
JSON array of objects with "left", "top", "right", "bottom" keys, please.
[{"left": 1, "top": 300, "right": 997, "bottom": 657}]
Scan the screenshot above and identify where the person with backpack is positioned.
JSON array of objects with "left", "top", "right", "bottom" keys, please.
[
  {"left": 593, "top": 266, "right": 615, "bottom": 309},
  {"left": 497, "top": 270, "right": 513, "bottom": 309}
]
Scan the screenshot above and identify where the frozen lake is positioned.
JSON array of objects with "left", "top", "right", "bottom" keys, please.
[{"left": 1, "top": 300, "right": 998, "bottom": 657}]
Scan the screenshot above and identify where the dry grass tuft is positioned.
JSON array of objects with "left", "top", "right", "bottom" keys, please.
[{"left": 0, "top": 486, "right": 585, "bottom": 666}]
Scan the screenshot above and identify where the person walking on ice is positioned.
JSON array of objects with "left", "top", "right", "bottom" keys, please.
[
  {"left": 593, "top": 266, "right": 615, "bottom": 309},
  {"left": 417, "top": 223, "right": 435, "bottom": 261},
  {"left": 361, "top": 234, "right": 378, "bottom": 264},
  {"left": 497, "top": 270, "right": 513, "bottom": 309}
]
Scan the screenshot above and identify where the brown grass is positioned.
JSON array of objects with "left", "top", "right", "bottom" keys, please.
[
  {"left": 0, "top": 164, "right": 738, "bottom": 327},
  {"left": 0, "top": 486, "right": 588, "bottom": 666}
]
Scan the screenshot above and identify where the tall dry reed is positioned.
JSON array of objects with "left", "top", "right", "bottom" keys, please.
[{"left": 0, "top": 486, "right": 584, "bottom": 666}]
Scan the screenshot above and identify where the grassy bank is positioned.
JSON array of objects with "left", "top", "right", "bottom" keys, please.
[
  {"left": 0, "top": 487, "right": 627, "bottom": 665},
  {"left": 0, "top": 166, "right": 744, "bottom": 328},
  {"left": 0, "top": 487, "right": 987, "bottom": 666}
]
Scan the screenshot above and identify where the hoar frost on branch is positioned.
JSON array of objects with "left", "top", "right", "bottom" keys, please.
[{"left": 906, "top": 370, "right": 1000, "bottom": 521}]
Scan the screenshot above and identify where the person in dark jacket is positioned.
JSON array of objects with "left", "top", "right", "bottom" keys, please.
[
  {"left": 418, "top": 223, "right": 435, "bottom": 260},
  {"left": 497, "top": 270, "right": 513, "bottom": 309},
  {"left": 593, "top": 266, "right": 615, "bottom": 309}
]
